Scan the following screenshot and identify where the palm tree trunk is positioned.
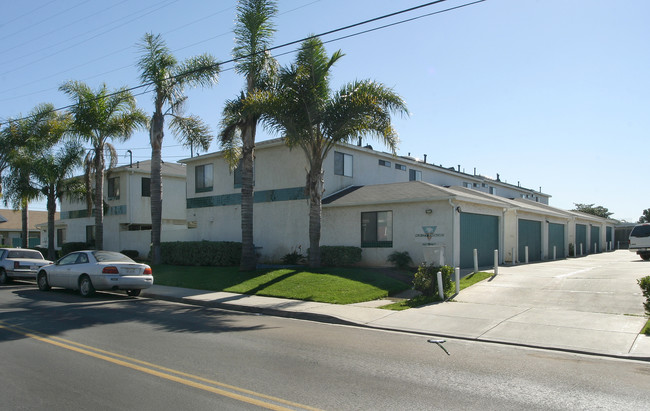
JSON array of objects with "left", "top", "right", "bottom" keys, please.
[
  {"left": 150, "top": 111, "right": 164, "bottom": 265},
  {"left": 94, "top": 147, "right": 104, "bottom": 250},
  {"left": 239, "top": 124, "right": 256, "bottom": 271},
  {"left": 307, "top": 165, "right": 324, "bottom": 268},
  {"left": 47, "top": 189, "right": 56, "bottom": 260},
  {"left": 21, "top": 203, "right": 28, "bottom": 248}
]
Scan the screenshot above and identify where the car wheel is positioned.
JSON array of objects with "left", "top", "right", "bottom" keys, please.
[
  {"left": 126, "top": 289, "right": 141, "bottom": 297},
  {"left": 641, "top": 253, "right": 650, "bottom": 261},
  {"left": 37, "top": 271, "right": 50, "bottom": 291},
  {"left": 0, "top": 268, "right": 8, "bottom": 285},
  {"left": 79, "top": 275, "right": 95, "bottom": 297}
]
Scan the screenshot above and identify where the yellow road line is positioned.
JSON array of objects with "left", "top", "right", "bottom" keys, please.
[{"left": 0, "top": 320, "right": 321, "bottom": 411}]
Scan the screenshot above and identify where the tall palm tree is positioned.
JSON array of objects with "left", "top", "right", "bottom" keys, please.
[
  {"left": 219, "top": 0, "right": 277, "bottom": 271},
  {"left": 2, "top": 104, "right": 63, "bottom": 248},
  {"left": 33, "top": 141, "right": 86, "bottom": 259},
  {"left": 60, "top": 81, "right": 147, "bottom": 250},
  {"left": 260, "top": 37, "right": 408, "bottom": 267},
  {"left": 136, "top": 33, "right": 220, "bottom": 265}
]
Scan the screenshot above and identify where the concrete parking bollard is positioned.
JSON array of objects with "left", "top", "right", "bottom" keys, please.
[
  {"left": 437, "top": 271, "right": 444, "bottom": 300},
  {"left": 455, "top": 267, "right": 460, "bottom": 294},
  {"left": 525, "top": 246, "right": 529, "bottom": 264},
  {"left": 494, "top": 249, "right": 499, "bottom": 275},
  {"left": 473, "top": 249, "right": 478, "bottom": 273}
]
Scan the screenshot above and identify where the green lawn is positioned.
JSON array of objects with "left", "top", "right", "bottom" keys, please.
[
  {"left": 380, "top": 271, "right": 493, "bottom": 310},
  {"left": 152, "top": 265, "right": 410, "bottom": 305}
]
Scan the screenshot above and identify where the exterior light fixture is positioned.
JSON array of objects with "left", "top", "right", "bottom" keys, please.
[{"left": 425, "top": 209, "right": 433, "bottom": 214}]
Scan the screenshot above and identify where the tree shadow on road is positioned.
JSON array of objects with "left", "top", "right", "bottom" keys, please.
[{"left": 0, "top": 285, "right": 270, "bottom": 343}]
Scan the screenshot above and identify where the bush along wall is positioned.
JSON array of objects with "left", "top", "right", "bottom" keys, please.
[
  {"left": 413, "top": 263, "right": 454, "bottom": 298},
  {"left": 312, "top": 246, "right": 362, "bottom": 266},
  {"left": 159, "top": 241, "right": 242, "bottom": 266},
  {"left": 61, "top": 242, "right": 90, "bottom": 255}
]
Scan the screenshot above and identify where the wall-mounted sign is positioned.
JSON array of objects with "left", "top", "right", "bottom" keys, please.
[{"left": 415, "top": 225, "right": 445, "bottom": 245}]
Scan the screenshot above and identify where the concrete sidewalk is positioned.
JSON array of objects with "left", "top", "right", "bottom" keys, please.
[{"left": 142, "top": 251, "right": 650, "bottom": 361}]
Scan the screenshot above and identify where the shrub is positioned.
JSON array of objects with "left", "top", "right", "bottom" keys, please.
[
  {"left": 281, "top": 250, "right": 305, "bottom": 265},
  {"left": 569, "top": 243, "right": 575, "bottom": 257},
  {"left": 316, "top": 246, "right": 362, "bottom": 266},
  {"left": 413, "top": 263, "right": 454, "bottom": 298},
  {"left": 159, "top": 241, "right": 242, "bottom": 266},
  {"left": 61, "top": 242, "right": 89, "bottom": 255},
  {"left": 638, "top": 276, "right": 650, "bottom": 315},
  {"left": 120, "top": 249, "right": 139, "bottom": 259},
  {"left": 387, "top": 251, "right": 413, "bottom": 269}
]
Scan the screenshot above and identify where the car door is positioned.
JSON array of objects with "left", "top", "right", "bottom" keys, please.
[
  {"left": 70, "top": 252, "right": 92, "bottom": 289},
  {"left": 48, "top": 253, "right": 79, "bottom": 288}
]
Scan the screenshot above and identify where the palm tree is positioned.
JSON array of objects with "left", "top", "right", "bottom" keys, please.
[
  {"left": 60, "top": 81, "right": 147, "bottom": 250},
  {"left": 33, "top": 141, "right": 86, "bottom": 259},
  {"left": 2, "top": 104, "right": 63, "bottom": 248},
  {"left": 136, "top": 33, "right": 220, "bottom": 265},
  {"left": 219, "top": 0, "right": 277, "bottom": 271},
  {"left": 260, "top": 37, "right": 408, "bottom": 267}
]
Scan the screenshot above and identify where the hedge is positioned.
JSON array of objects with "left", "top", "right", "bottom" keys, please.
[
  {"left": 317, "top": 246, "right": 362, "bottom": 267},
  {"left": 61, "top": 242, "right": 90, "bottom": 255},
  {"left": 159, "top": 241, "right": 242, "bottom": 266}
]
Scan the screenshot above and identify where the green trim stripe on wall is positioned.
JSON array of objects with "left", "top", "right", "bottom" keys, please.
[
  {"left": 61, "top": 205, "right": 127, "bottom": 220},
  {"left": 187, "top": 187, "right": 307, "bottom": 209}
]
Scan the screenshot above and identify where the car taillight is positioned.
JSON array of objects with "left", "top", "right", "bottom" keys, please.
[
  {"left": 143, "top": 267, "right": 152, "bottom": 275},
  {"left": 102, "top": 266, "right": 119, "bottom": 274}
]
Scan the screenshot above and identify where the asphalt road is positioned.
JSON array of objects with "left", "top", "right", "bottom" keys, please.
[{"left": 1, "top": 283, "right": 649, "bottom": 410}]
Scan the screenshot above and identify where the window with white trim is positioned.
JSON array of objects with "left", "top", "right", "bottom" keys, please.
[
  {"left": 361, "top": 211, "right": 393, "bottom": 248},
  {"left": 334, "top": 151, "right": 353, "bottom": 177},
  {"left": 195, "top": 164, "right": 213, "bottom": 193},
  {"left": 409, "top": 169, "right": 422, "bottom": 181}
]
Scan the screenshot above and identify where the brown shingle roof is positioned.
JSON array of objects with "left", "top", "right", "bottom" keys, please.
[{"left": 0, "top": 209, "right": 57, "bottom": 231}]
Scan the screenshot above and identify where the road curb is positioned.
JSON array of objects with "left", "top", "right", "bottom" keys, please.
[{"left": 143, "top": 292, "right": 650, "bottom": 363}]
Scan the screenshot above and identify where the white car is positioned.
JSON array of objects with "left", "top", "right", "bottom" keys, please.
[
  {"left": 37, "top": 250, "right": 153, "bottom": 297},
  {"left": 629, "top": 223, "right": 650, "bottom": 261},
  {"left": 0, "top": 248, "right": 52, "bottom": 284}
]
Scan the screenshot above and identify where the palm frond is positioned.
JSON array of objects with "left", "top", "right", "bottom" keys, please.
[{"left": 169, "top": 115, "right": 213, "bottom": 152}]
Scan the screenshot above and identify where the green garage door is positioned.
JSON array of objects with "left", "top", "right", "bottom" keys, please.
[
  {"left": 606, "top": 227, "right": 613, "bottom": 250},
  {"left": 460, "top": 212, "right": 499, "bottom": 269},
  {"left": 591, "top": 226, "right": 601, "bottom": 253},
  {"left": 518, "top": 219, "right": 542, "bottom": 262},
  {"left": 548, "top": 223, "right": 565, "bottom": 259},
  {"left": 575, "top": 224, "right": 587, "bottom": 255}
]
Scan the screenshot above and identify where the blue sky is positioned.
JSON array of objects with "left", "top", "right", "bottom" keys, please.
[{"left": 1, "top": 0, "right": 648, "bottom": 221}]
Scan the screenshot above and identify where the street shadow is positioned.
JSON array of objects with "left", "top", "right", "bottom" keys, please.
[{"left": 0, "top": 285, "right": 270, "bottom": 343}]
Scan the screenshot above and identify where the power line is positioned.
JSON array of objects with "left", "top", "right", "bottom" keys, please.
[
  {"left": 0, "top": 0, "right": 130, "bottom": 56},
  {"left": 1, "top": 0, "right": 486, "bottom": 125},
  {"left": 0, "top": 0, "right": 93, "bottom": 42},
  {"left": 0, "top": 0, "right": 180, "bottom": 78}
]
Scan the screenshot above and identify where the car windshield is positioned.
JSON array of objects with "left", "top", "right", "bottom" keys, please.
[
  {"left": 630, "top": 225, "right": 650, "bottom": 238},
  {"left": 92, "top": 251, "right": 135, "bottom": 263},
  {"left": 7, "top": 250, "right": 44, "bottom": 259}
]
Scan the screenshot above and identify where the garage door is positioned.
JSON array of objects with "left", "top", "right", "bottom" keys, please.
[
  {"left": 460, "top": 212, "right": 499, "bottom": 269},
  {"left": 518, "top": 219, "right": 542, "bottom": 262},
  {"left": 548, "top": 223, "right": 565, "bottom": 259},
  {"left": 575, "top": 224, "right": 587, "bottom": 255},
  {"left": 591, "top": 226, "right": 601, "bottom": 253},
  {"left": 606, "top": 227, "right": 613, "bottom": 250}
]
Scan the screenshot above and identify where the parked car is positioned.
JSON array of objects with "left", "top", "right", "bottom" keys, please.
[
  {"left": 0, "top": 248, "right": 53, "bottom": 284},
  {"left": 629, "top": 223, "right": 650, "bottom": 261},
  {"left": 37, "top": 250, "right": 153, "bottom": 297}
]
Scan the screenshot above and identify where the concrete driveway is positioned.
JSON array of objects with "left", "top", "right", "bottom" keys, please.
[{"left": 371, "top": 250, "right": 650, "bottom": 357}]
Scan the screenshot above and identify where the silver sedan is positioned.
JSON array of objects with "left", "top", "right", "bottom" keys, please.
[{"left": 37, "top": 250, "right": 153, "bottom": 297}]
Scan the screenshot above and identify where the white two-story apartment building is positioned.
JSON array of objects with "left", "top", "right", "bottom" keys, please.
[
  {"left": 59, "top": 161, "right": 188, "bottom": 258},
  {"left": 180, "top": 138, "right": 614, "bottom": 267}
]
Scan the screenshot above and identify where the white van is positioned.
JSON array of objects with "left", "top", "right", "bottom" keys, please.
[{"left": 629, "top": 223, "right": 650, "bottom": 260}]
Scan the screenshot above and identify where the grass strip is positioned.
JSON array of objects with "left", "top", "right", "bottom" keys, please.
[
  {"left": 152, "top": 265, "right": 410, "bottom": 305},
  {"left": 380, "top": 271, "right": 493, "bottom": 310}
]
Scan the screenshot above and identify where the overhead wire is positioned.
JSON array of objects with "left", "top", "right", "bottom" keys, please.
[{"left": 1, "top": 0, "right": 486, "bottom": 125}]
